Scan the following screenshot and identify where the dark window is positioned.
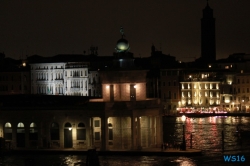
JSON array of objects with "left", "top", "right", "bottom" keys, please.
[
  {"left": 29, "top": 130, "right": 38, "bottom": 140},
  {"left": 50, "top": 123, "right": 59, "bottom": 140},
  {"left": 247, "top": 88, "right": 249, "bottom": 93},
  {"left": 94, "top": 120, "right": 100, "bottom": 127},
  {"left": 108, "top": 129, "right": 113, "bottom": 140},
  {"left": 174, "top": 81, "right": 176, "bottom": 86},
  {"left": 238, "top": 88, "right": 240, "bottom": 93},
  {"left": 163, "top": 82, "right": 165, "bottom": 86},
  {"left": 78, "top": 123, "right": 85, "bottom": 127},
  {"left": 4, "top": 128, "right": 12, "bottom": 140},
  {"left": 172, "top": 71, "right": 177, "bottom": 75},
  {"left": 161, "top": 71, "right": 166, "bottom": 76},
  {"left": 174, "top": 93, "right": 176, "bottom": 99},
  {"left": 77, "top": 129, "right": 86, "bottom": 140},
  {"left": 168, "top": 82, "right": 171, "bottom": 86},
  {"left": 94, "top": 132, "right": 100, "bottom": 140}
]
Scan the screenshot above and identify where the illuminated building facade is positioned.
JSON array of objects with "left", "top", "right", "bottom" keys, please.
[
  {"left": 179, "top": 72, "right": 221, "bottom": 112},
  {"left": 30, "top": 62, "right": 90, "bottom": 96}
]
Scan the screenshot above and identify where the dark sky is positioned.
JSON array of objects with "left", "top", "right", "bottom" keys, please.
[{"left": 0, "top": 0, "right": 249, "bottom": 62}]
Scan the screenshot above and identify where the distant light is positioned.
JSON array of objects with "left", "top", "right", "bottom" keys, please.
[
  {"left": 106, "top": 85, "right": 109, "bottom": 88},
  {"left": 69, "top": 127, "right": 72, "bottom": 131},
  {"left": 208, "top": 65, "right": 211, "bottom": 68},
  {"left": 181, "top": 115, "right": 186, "bottom": 122},
  {"left": 22, "top": 62, "right": 26, "bottom": 67},
  {"left": 179, "top": 61, "right": 182, "bottom": 63},
  {"left": 134, "top": 85, "right": 136, "bottom": 88}
]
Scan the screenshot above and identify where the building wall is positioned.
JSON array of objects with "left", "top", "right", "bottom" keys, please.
[
  {"left": 0, "top": 105, "right": 161, "bottom": 150},
  {"left": 0, "top": 71, "right": 30, "bottom": 95}
]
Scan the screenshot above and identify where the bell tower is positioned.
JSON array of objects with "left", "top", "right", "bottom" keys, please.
[{"left": 201, "top": 0, "right": 216, "bottom": 62}]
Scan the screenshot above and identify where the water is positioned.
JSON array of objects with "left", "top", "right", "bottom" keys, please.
[{"left": 1, "top": 116, "right": 250, "bottom": 165}]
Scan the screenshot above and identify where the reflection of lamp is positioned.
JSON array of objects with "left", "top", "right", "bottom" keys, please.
[{"left": 181, "top": 115, "right": 186, "bottom": 150}]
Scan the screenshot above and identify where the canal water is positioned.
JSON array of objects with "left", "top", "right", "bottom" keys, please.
[{"left": 1, "top": 116, "right": 250, "bottom": 165}]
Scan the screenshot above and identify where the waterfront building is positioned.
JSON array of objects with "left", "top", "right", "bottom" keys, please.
[
  {"left": 0, "top": 55, "right": 30, "bottom": 95},
  {"left": 179, "top": 71, "right": 221, "bottom": 112},
  {"left": 0, "top": 28, "right": 162, "bottom": 150},
  {"left": 233, "top": 73, "right": 250, "bottom": 112},
  {"left": 160, "top": 69, "right": 184, "bottom": 114},
  {"left": 30, "top": 62, "right": 89, "bottom": 96}
]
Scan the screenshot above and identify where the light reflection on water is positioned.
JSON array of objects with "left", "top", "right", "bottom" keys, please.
[{"left": 1, "top": 116, "right": 250, "bottom": 165}]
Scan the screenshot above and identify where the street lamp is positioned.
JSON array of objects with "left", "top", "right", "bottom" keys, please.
[
  {"left": 181, "top": 115, "right": 186, "bottom": 150},
  {"left": 242, "top": 100, "right": 244, "bottom": 112}
]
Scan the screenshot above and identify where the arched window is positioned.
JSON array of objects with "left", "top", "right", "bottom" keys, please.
[
  {"left": 17, "top": 122, "right": 25, "bottom": 147},
  {"left": 29, "top": 122, "right": 38, "bottom": 140},
  {"left": 4, "top": 122, "right": 12, "bottom": 140},
  {"left": 50, "top": 122, "right": 59, "bottom": 140},
  {"left": 77, "top": 122, "right": 86, "bottom": 140},
  {"left": 17, "top": 122, "right": 24, "bottom": 128},
  {"left": 64, "top": 122, "right": 72, "bottom": 128}
]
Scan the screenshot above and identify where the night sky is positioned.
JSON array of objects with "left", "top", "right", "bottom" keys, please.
[{"left": 0, "top": 0, "right": 249, "bottom": 62}]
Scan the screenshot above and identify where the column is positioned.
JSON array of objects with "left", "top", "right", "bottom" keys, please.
[
  {"left": 101, "top": 116, "right": 108, "bottom": 150},
  {"left": 155, "top": 116, "right": 163, "bottom": 148},
  {"left": 131, "top": 115, "right": 136, "bottom": 150},
  {"left": 89, "top": 117, "right": 93, "bottom": 148},
  {"left": 137, "top": 116, "right": 141, "bottom": 149}
]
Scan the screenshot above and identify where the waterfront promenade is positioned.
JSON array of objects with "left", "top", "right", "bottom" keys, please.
[
  {"left": 4, "top": 147, "right": 202, "bottom": 157},
  {"left": 167, "top": 112, "right": 250, "bottom": 117}
]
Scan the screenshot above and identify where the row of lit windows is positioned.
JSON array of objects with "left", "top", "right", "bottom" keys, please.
[
  {"left": 182, "top": 91, "right": 220, "bottom": 98},
  {"left": 181, "top": 99, "right": 220, "bottom": 105},
  {"left": 181, "top": 83, "right": 219, "bottom": 90}
]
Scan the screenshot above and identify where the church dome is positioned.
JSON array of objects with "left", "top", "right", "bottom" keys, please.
[{"left": 116, "top": 38, "right": 129, "bottom": 51}]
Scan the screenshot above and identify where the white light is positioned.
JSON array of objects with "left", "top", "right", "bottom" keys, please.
[
  {"left": 181, "top": 115, "right": 186, "bottom": 122},
  {"left": 106, "top": 85, "right": 109, "bottom": 88},
  {"left": 69, "top": 127, "right": 72, "bottom": 131},
  {"left": 22, "top": 62, "right": 26, "bottom": 67},
  {"left": 134, "top": 85, "right": 136, "bottom": 88}
]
